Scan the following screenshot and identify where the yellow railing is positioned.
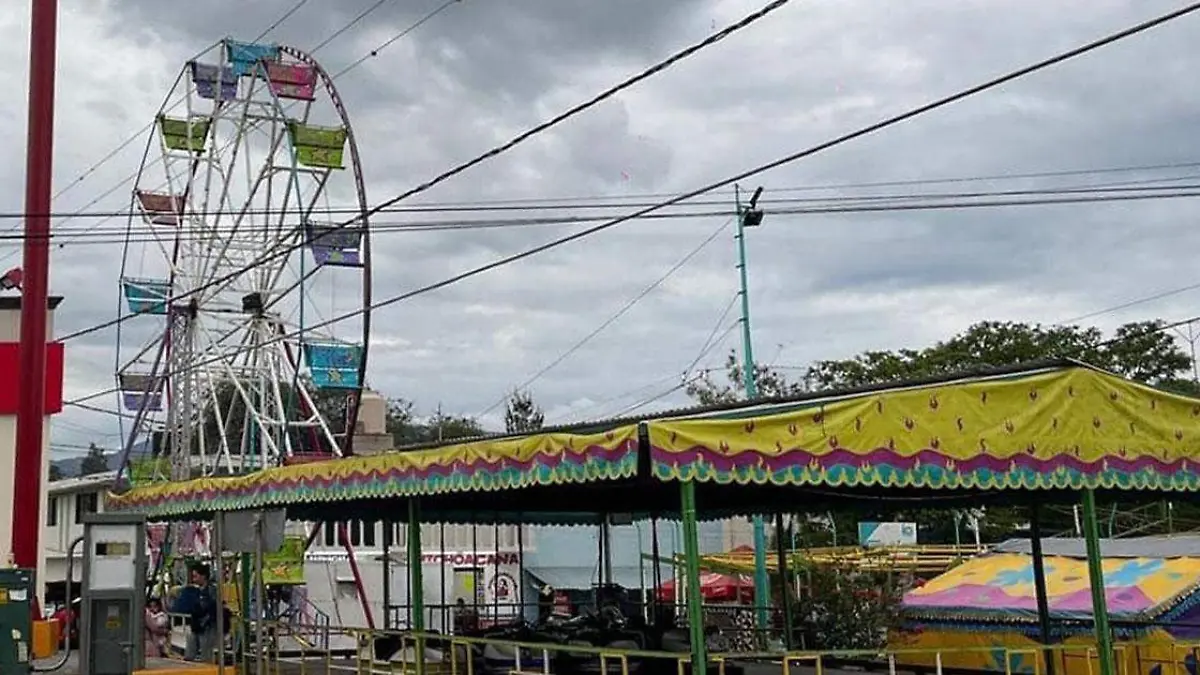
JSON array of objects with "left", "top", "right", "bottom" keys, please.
[
  {"left": 236, "top": 621, "right": 1200, "bottom": 675},
  {"left": 698, "top": 544, "right": 990, "bottom": 575}
]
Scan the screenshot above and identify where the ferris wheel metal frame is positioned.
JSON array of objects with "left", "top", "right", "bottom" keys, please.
[{"left": 113, "top": 38, "right": 374, "bottom": 487}]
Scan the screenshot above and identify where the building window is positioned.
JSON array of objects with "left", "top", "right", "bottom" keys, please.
[
  {"left": 363, "top": 520, "right": 376, "bottom": 548},
  {"left": 324, "top": 522, "right": 336, "bottom": 548},
  {"left": 45, "top": 497, "right": 57, "bottom": 527},
  {"left": 74, "top": 492, "right": 98, "bottom": 522}
]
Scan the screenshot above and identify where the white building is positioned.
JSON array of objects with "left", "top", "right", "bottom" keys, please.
[
  {"left": 0, "top": 294, "right": 66, "bottom": 605},
  {"left": 42, "top": 470, "right": 115, "bottom": 602}
]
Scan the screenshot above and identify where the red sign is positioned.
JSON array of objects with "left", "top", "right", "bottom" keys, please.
[{"left": 0, "top": 342, "right": 64, "bottom": 414}]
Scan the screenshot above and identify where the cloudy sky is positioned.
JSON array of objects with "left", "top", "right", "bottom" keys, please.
[{"left": 5, "top": 0, "right": 1200, "bottom": 460}]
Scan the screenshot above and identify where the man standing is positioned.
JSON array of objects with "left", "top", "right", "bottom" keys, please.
[{"left": 172, "top": 564, "right": 219, "bottom": 662}]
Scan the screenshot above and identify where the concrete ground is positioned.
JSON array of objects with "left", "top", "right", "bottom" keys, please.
[{"left": 40, "top": 652, "right": 212, "bottom": 673}]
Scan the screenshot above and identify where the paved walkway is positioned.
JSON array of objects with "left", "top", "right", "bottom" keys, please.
[{"left": 40, "top": 652, "right": 211, "bottom": 673}]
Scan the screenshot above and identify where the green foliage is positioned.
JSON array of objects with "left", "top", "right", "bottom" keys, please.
[
  {"left": 504, "top": 389, "right": 545, "bottom": 434},
  {"left": 686, "top": 350, "right": 806, "bottom": 405},
  {"left": 387, "top": 398, "right": 486, "bottom": 446},
  {"left": 690, "top": 319, "right": 1194, "bottom": 407},
  {"left": 79, "top": 442, "right": 110, "bottom": 476},
  {"left": 804, "top": 319, "right": 1192, "bottom": 391},
  {"left": 795, "top": 565, "right": 904, "bottom": 650}
]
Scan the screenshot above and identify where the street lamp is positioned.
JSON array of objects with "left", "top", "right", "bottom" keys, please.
[{"left": 733, "top": 184, "right": 770, "bottom": 635}]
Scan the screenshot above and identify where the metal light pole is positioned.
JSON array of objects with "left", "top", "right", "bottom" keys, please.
[
  {"left": 12, "top": 0, "right": 59, "bottom": 597},
  {"left": 734, "top": 185, "right": 771, "bottom": 634}
]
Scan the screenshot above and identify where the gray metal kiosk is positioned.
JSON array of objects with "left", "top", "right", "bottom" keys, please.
[{"left": 79, "top": 513, "right": 146, "bottom": 675}]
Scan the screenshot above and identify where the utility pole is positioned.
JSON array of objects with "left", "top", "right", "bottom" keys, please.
[
  {"left": 436, "top": 403, "right": 444, "bottom": 442},
  {"left": 734, "top": 184, "right": 771, "bottom": 635},
  {"left": 12, "top": 0, "right": 59, "bottom": 611}
]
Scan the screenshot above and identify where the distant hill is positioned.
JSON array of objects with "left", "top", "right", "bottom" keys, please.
[
  {"left": 50, "top": 437, "right": 151, "bottom": 480},
  {"left": 50, "top": 452, "right": 121, "bottom": 479}
]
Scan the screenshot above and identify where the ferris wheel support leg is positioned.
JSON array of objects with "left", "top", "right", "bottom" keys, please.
[
  {"left": 338, "top": 523, "right": 375, "bottom": 630},
  {"left": 12, "top": 0, "right": 58, "bottom": 610}
]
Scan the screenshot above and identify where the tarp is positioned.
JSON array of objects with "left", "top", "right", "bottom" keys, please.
[
  {"left": 889, "top": 627, "right": 1188, "bottom": 675},
  {"left": 648, "top": 366, "right": 1200, "bottom": 492},
  {"left": 656, "top": 572, "right": 754, "bottom": 603},
  {"left": 903, "top": 551, "right": 1200, "bottom": 622},
  {"left": 995, "top": 536, "right": 1200, "bottom": 558}
]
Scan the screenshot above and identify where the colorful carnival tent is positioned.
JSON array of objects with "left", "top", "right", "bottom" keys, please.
[
  {"left": 104, "top": 360, "right": 1200, "bottom": 672},
  {"left": 896, "top": 537, "right": 1200, "bottom": 674},
  {"left": 107, "top": 361, "right": 1200, "bottom": 521}
]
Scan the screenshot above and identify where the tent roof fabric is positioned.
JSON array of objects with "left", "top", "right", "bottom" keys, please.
[
  {"left": 995, "top": 536, "right": 1200, "bottom": 559},
  {"left": 646, "top": 365, "right": 1200, "bottom": 491},
  {"left": 107, "top": 363, "right": 1200, "bottom": 521},
  {"left": 106, "top": 427, "right": 639, "bottom": 519},
  {"left": 903, "top": 549, "right": 1200, "bottom": 624}
]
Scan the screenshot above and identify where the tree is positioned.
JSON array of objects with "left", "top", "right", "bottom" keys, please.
[
  {"left": 388, "top": 398, "right": 487, "bottom": 446},
  {"left": 48, "top": 463, "right": 64, "bottom": 482},
  {"left": 805, "top": 319, "right": 1193, "bottom": 393},
  {"left": 79, "top": 443, "right": 110, "bottom": 476},
  {"left": 686, "top": 350, "right": 807, "bottom": 405},
  {"left": 504, "top": 390, "right": 545, "bottom": 433},
  {"left": 423, "top": 410, "right": 486, "bottom": 442}
]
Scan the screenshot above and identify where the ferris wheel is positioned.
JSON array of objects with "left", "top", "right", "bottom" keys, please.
[{"left": 114, "top": 39, "right": 373, "bottom": 484}]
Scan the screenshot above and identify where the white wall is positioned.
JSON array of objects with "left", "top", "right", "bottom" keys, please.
[
  {"left": 42, "top": 485, "right": 106, "bottom": 590},
  {"left": 0, "top": 416, "right": 53, "bottom": 603},
  {"left": 0, "top": 301, "right": 58, "bottom": 604}
]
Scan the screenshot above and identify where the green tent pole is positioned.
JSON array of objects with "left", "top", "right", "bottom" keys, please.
[
  {"left": 680, "top": 481, "right": 708, "bottom": 670},
  {"left": 773, "top": 513, "right": 794, "bottom": 650},
  {"left": 1081, "top": 489, "right": 1114, "bottom": 675},
  {"left": 408, "top": 499, "right": 425, "bottom": 675}
]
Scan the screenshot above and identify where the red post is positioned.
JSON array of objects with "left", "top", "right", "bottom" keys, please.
[{"left": 12, "top": 0, "right": 59, "bottom": 594}]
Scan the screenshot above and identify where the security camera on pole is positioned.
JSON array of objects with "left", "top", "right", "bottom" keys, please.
[{"left": 733, "top": 185, "right": 770, "bottom": 636}]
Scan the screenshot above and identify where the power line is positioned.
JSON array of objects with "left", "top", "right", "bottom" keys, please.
[
  {"left": 682, "top": 295, "right": 741, "bottom": 380},
  {"left": 252, "top": 0, "right": 310, "bottom": 41},
  {"left": 1061, "top": 282, "right": 1200, "bottom": 324},
  {"left": 12, "top": 185, "right": 1200, "bottom": 249},
  {"left": 476, "top": 217, "right": 734, "bottom": 418},
  {"left": 330, "top": 0, "right": 463, "bottom": 78},
  {"left": 65, "top": 312, "right": 1200, "bottom": 421},
  {"left": 57, "top": 0, "right": 1200, "bottom": 409},
  {"left": 51, "top": 0, "right": 796, "bottom": 345},
  {"left": 8, "top": 176, "right": 1200, "bottom": 225},
  {"left": 309, "top": 0, "right": 390, "bottom": 53},
  {"left": 546, "top": 300, "right": 741, "bottom": 424},
  {"left": 35, "top": 0, "right": 461, "bottom": 260},
  {"left": 46, "top": 0, "right": 312, "bottom": 208},
  {"left": 38, "top": 157, "right": 1200, "bottom": 237},
  {"left": 360, "top": 160, "right": 1200, "bottom": 208},
  {"left": 350, "top": 0, "right": 795, "bottom": 224}
]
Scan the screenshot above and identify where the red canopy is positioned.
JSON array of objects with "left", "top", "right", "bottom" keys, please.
[{"left": 656, "top": 572, "right": 754, "bottom": 603}]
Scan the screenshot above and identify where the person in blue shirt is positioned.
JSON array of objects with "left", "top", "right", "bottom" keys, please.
[{"left": 172, "top": 564, "right": 219, "bottom": 662}]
